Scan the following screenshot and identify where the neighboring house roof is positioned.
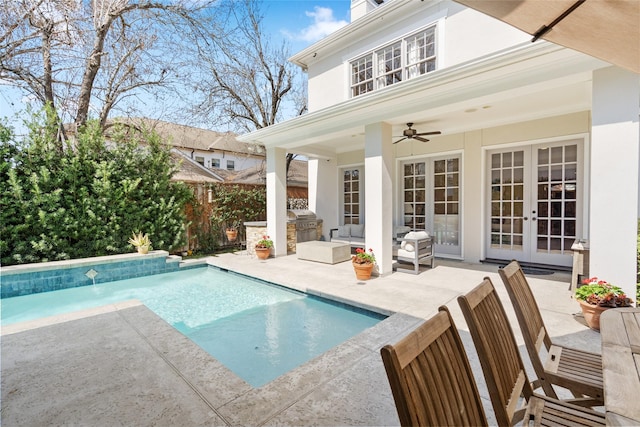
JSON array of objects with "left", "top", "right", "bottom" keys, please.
[
  {"left": 111, "top": 117, "right": 262, "bottom": 156},
  {"left": 170, "top": 150, "right": 224, "bottom": 184},
  {"left": 222, "top": 158, "right": 308, "bottom": 188}
]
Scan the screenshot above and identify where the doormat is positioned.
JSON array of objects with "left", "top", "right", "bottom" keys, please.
[{"left": 480, "top": 259, "right": 570, "bottom": 276}]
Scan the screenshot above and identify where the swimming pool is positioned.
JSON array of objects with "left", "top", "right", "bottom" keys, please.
[{"left": 1, "top": 267, "right": 384, "bottom": 387}]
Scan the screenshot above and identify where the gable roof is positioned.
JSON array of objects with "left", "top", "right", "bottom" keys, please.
[
  {"left": 222, "top": 158, "right": 308, "bottom": 188},
  {"left": 111, "top": 117, "right": 261, "bottom": 156},
  {"left": 170, "top": 150, "right": 224, "bottom": 184}
]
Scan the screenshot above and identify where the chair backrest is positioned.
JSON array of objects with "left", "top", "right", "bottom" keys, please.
[
  {"left": 380, "top": 307, "right": 488, "bottom": 427},
  {"left": 499, "top": 260, "right": 552, "bottom": 353},
  {"left": 498, "top": 261, "right": 555, "bottom": 391},
  {"left": 457, "top": 277, "right": 534, "bottom": 426}
]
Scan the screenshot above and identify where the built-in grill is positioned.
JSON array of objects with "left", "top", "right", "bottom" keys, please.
[{"left": 287, "top": 209, "right": 322, "bottom": 243}]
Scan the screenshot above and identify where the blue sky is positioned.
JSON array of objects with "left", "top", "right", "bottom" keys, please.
[
  {"left": 262, "top": 0, "right": 350, "bottom": 52},
  {"left": 0, "top": 1, "right": 351, "bottom": 131}
]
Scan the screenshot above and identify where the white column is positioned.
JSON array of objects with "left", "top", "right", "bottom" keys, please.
[
  {"left": 364, "top": 122, "right": 394, "bottom": 276},
  {"left": 266, "top": 147, "right": 288, "bottom": 257},
  {"left": 308, "top": 157, "right": 338, "bottom": 240},
  {"left": 589, "top": 67, "right": 640, "bottom": 301}
]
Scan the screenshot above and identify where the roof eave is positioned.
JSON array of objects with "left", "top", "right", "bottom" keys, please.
[
  {"left": 289, "top": 0, "right": 417, "bottom": 69},
  {"left": 241, "top": 41, "right": 607, "bottom": 146}
]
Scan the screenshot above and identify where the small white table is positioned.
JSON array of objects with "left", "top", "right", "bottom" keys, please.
[
  {"left": 600, "top": 307, "right": 640, "bottom": 425},
  {"left": 296, "top": 241, "right": 351, "bottom": 264}
]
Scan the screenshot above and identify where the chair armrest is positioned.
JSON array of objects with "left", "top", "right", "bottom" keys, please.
[{"left": 330, "top": 228, "right": 338, "bottom": 239}]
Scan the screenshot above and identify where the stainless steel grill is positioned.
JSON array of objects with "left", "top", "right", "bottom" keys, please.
[{"left": 287, "top": 209, "right": 322, "bottom": 243}]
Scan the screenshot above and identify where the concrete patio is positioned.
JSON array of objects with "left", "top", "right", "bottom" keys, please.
[{"left": 1, "top": 253, "right": 601, "bottom": 426}]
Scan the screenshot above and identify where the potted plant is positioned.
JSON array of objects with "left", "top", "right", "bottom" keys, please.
[
  {"left": 255, "top": 235, "right": 273, "bottom": 260},
  {"left": 128, "top": 232, "right": 152, "bottom": 254},
  {"left": 575, "top": 277, "right": 633, "bottom": 331},
  {"left": 352, "top": 248, "right": 376, "bottom": 280},
  {"left": 225, "top": 222, "right": 240, "bottom": 242}
]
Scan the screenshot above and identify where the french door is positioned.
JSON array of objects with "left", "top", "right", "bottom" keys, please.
[
  {"left": 486, "top": 141, "right": 581, "bottom": 267},
  {"left": 402, "top": 155, "right": 461, "bottom": 257}
]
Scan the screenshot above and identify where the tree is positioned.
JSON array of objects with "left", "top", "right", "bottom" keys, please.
[
  {"left": 187, "top": 0, "right": 307, "bottom": 176},
  {"left": 0, "top": 0, "right": 228, "bottom": 139},
  {"left": 0, "top": 108, "right": 193, "bottom": 265}
]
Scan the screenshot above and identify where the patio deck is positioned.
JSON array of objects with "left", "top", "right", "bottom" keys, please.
[{"left": 1, "top": 253, "right": 601, "bottom": 426}]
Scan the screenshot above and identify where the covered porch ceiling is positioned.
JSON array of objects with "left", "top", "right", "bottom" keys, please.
[{"left": 238, "top": 42, "right": 609, "bottom": 159}]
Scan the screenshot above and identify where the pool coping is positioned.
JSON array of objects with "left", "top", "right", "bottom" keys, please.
[{"left": 1, "top": 294, "right": 417, "bottom": 426}]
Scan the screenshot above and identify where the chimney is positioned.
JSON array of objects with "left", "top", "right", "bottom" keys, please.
[{"left": 350, "top": 0, "right": 384, "bottom": 21}]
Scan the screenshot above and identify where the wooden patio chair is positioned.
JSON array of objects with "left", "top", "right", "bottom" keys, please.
[
  {"left": 498, "top": 260, "right": 604, "bottom": 407},
  {"left": 380, "top": 307, "right": 488, "bottom": 427},
  {"left": 457, "top": 277, "right": 605, "bottom": 426}
]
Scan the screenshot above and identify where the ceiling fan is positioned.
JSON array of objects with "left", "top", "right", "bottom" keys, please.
[{"left": 393, "top": 123, "right": 441, "bottom": 144}]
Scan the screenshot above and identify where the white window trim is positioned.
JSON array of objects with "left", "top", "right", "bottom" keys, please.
[{"left": 349, "top": 23, "right": 438, "bottom": 98}]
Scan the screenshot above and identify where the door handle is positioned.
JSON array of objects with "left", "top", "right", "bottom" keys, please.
[
  {"left": 523, "top": 217, "right": 529, "bottom": 221},
  {"left": 532, "top": 217, "right": 537, "bottom": 221}
]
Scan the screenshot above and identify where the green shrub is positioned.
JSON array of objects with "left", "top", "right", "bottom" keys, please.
[{"left": 0, "top": 109, "right": 192, "bottom": 265}]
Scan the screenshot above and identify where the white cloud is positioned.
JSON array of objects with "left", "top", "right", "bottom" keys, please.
[{"left": 283, "top": 6, "right": 348, "bottom": 43}]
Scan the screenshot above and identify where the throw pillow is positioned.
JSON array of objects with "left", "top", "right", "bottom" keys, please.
[
  {"left": 413, "top": 231, "right": 430, "bottom": 239},
  {"left": 337, "top": 225, "right": 351, "bottom": 237},
  {"left": 351, "top": 224, "right": 365, "bottom": 238}
]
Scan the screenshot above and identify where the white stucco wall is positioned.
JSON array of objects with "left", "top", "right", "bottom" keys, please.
[
  {"left": 329, "top": 112, "right": 592, "bottom": 265},
  {"left": 306, "top": 0, "right": 529, "bottom": 111},
  {"left": 308, "top": 158, "right": 339, "bottom": 240},
  {"left": 589, "top": 67, "right": 640, "bottom": 302}
]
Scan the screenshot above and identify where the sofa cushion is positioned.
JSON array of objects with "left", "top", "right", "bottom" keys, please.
[
  {"left": 397, "top": 248, "right": 415, "bottom": 258},
  {"left": 403, "top": 231, "right": 430, "bottom": 240},
  {"left": 351, "top": 224, "right": 365, "bottom": 238},
  {"left": 402, "top": 243, "right": 415, "bottom": 252},
  {"left": 337, "top": 225, "right": 351, "bottom": 237}
]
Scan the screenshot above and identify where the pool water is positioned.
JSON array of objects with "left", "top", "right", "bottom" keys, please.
[{"left": 1, "top": 267, "right": 384, "bottom": 387}]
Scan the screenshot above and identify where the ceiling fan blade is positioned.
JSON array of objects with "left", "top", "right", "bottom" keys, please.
[
  {"left": 415, "top": 131, "right": 442, "bottom": 136},
  {"left": 393, "top": 137, "right": 407, "bottom": 144},
  {"left": 414, "top": 136, "right": 429, "bottom": 142}
]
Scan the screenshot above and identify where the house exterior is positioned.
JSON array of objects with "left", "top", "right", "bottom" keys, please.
[
  {"left": 115, "top": 118, "right": 266, "bottom": 172},
  {"left": 238, "top": 0, "right": 639, "bottom": 300}
]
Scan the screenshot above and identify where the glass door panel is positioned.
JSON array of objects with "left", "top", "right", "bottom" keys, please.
[
  {"left": 531, "top": 144, "right": 578, "bottom": 265},
  {"left": 401, "top": 156, "right": 461, "bottom": 257},
  {"left": 343, "top": 169, "right": 361, "bottom": 224},
  {"left": 486, "top": 141, "right": 580, "bottom": 267},
  {"left": 487, "top": 150, "right": 529, "bottom": 262}
]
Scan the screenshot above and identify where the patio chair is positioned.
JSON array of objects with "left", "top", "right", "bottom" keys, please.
[
  {"left": 498, "top": 260, "right": 604, "bottom": 407},
  {"left": 380, "top": 306, "right": 488, "bottom": 426},
  {"left": 457, "top": 277, "right": 605, "bottom": 426},
  {"left": 394, "top": 231, "right": 434, "bottom": 274}
]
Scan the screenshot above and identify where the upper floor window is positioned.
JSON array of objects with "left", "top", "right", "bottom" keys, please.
[
  {"left": 406, "top": 29, "right": 436, "bottom": 78},
  {"left": 211, "top": 158, "right": 220, "bottom": 168},
  {"left": 350, "top": 55, "right": 373, "bottom": 97},
  {"left": 195, "top": 156, "right": 205, "bottom": 166},
  {"left": 350, "top": 26, "right": 436, "bottom": 98},
  {"left": 376, "top": 41, "right": 402, "bottom": 89},
  {"left": 226, "top": 160, "right": 235, "bottom": 171}
]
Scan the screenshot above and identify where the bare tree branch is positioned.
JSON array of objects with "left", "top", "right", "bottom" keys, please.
[{"left": 1, "top": 0, "right": 225, "bottom": 138}]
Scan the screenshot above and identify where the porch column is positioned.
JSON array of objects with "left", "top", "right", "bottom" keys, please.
[
  {"left": 266, "top": 146, "right": 288, "bottom": 257},
  {"left": 364, "top": 122, "right": 393, "bottom": 276},
  {"left": 308, "top": 157, "right": 338, "bottom": 240},
  {"left": 589, "top": 67, "right": 640, "bottom": 301}
]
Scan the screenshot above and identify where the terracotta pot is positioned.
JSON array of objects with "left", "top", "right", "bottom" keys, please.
[
  {"left": 226, "top": 229, "right": 238, "bottom": 242},
  {"left": 353, "top": 262, "right": 374, "bottom": 280},
  {"left": 255, "top": 247, "right": 270, "bottom": 260},
  {"left": 137, "top": 246, "right": 149, "bottom": 254},
  {"left": 579, "top": 300, "right": 610, "bottom": 331}
]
